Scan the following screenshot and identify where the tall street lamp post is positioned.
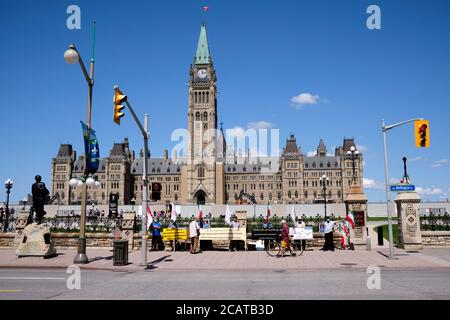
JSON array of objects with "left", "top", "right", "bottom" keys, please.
[
  {"left": 64, "top": 28, "right": 96, "bottom": 264},
  {"left": 320, "top": 174, "right": 329, "bottom": 219},
  {"left": 3, "top": 179, "right": 13, "bottom": 232},
  {"left": 347, "top": 146, "right": 360, "bottom": 184}
]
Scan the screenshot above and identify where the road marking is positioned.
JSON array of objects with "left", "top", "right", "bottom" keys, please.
[
  {"left": 0, "top": 290, "right": 23, "bottom": 293},
  {"left": 0, "top": 277, "right": 65, "bottom": 280}
]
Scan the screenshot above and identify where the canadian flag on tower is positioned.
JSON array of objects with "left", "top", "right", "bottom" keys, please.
[{"left": 203, "top": 6, "right": 209, "bottom": 12}]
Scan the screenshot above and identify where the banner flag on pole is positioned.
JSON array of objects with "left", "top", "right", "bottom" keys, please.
[
  {"left": 147, "top": 206, "right": 153, "bottom": 231},
  {"left": 81, "top": 121, "right": 100, "bottom": 174},
  {"left": 225, "top": 204, "right": 232, "bottom": 225},
  {"left": 171, "top": 204, "right": 177, "bottom": 222}
]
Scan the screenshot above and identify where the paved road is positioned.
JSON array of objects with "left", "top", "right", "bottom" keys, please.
[{"left": 0, "top": 267, "right": 449, "bottom": 300}]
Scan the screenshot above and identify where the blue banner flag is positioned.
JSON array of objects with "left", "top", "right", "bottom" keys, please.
[{"left": 81, "top": 121, "right": 100, "bottom": 174}]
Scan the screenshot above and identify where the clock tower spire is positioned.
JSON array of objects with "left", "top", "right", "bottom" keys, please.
[{"left": 182, "top": 21, "right": 224, "bottom": 205}]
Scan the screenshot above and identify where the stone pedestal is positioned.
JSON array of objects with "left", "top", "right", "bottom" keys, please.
[
  {"left": 395, "top": 190, "right": 423, "bottom": 250},
  {"left": 16, "top": 223, "right": 57, "bottom": 258},
  {"left": 344, "top": 183, "right": 368, "bottom": 246},
  {"left": 14, "top": 210, "right": 31, "bottom": 248},
  {"left": 121, "top": 212, "right": 136, "bottom": 250}
]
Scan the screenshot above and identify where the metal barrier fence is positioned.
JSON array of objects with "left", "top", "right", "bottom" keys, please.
[{"left": 420, "top": 213, "right": 450, "bottom": 231}]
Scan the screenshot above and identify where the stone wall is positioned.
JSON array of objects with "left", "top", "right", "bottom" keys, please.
[
  {"left": 422, "top": 231, "right": 450, "bottom": 248},
  {"left": 0, "top": 233, "right": 15, "bottom": 248}
]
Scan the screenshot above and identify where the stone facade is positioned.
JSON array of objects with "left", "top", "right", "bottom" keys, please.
[{"left": 50, "top": 22, "right": 364, "bottom": 207}]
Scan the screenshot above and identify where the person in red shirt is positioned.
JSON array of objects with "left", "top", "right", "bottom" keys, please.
[{"left": 280, "top": 220, "right": 294, "bottom": 257}]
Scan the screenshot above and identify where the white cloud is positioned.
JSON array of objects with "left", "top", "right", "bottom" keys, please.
[
  {"left": 409, "top": 157, "right": 423, "bottom": 162},
  {"left": 290, "top": 92, "right": 321, "bottom": 109},
  {"left": 363, "top": 178, "right": 384, "bottom": 190},
  {"left": 226, "top": 127, "right": 246, "bottom": 139},
  {"left": 416, "top": 187, "right": 443, "bottom": 196},
  {"left": 307, "top": 150, "right": 316, "bottom": 157},
  {"left": 356, "top": 145, "right": 368, "bottom": 152},
  {"left": 362, "top": 161, "right": 367, "bottom": 167},
  {"left": 247, "top": 121, "right": 274, "bottom": 130},
  {"left": 431, "top": 159, "right": 449, "bottom": 168}
]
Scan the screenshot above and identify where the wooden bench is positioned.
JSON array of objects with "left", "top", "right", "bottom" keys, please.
[{"left": 199, "top": 228, "right": 248, "bottom": 251}]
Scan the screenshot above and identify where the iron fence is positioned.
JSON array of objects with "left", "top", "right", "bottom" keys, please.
[{"left": 420, "top": 213, "right": 450, "bottom": 231}]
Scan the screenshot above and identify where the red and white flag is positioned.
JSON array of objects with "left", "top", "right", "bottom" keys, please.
[
  {"left": 266, "top": 205, "right": 271, "bottom": 224},
  {"left": 203, "top": 6, "right": 209, "bottom": 12},
  {"left": 147, "top": 206, "right": 153, "bottom": 231},
  {"left": 345, "top": 211, "right": 355, "bottom": 229}
]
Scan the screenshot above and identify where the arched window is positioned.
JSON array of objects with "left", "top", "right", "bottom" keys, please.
[
  {"left": 260, "top": 193, "right": 264, "bottom": 200},
  {"left": 175, "top": 194, "right": 178, "bottom": 201},
  {"left": 269, "top": 193, "right": 272, "bottom": 201},
  {"left": 295, "top": 191, "right": 298, "bottom": 198},
  {"left": 194, "top": 92, "right": 198, "bottom": 103},
  {"left": 206, "top": 92, "right": 209, "bottom": 103},
  {"left": 288, "top": 191, "right": 292, "bottom": 198},
  {"left": 202, "top": 92, "right": 205, "bottom": 103},
  {"left": 313, "top": 191, "right": 317, "bottom": 198},
  {"left": 328, "top": 190, "right": 332, "bottom": 198},
  {"left": 338, "top": 190, "right": 342, "bottom": 198},
  {"left": 203, "top": 112, "right": 208, "bottom": 122},
  {"left": 304, "top": 190, "right": 308, "bottom": 198},
  {"left": 195, "top": 112, "right": 201, "bottom": 121}
]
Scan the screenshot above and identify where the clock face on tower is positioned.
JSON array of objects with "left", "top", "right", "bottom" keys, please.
[{"left": 197, "top": 69, "right": 207, "bottom": 79}]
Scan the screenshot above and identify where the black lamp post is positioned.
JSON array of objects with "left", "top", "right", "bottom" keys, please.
[
  {"left": 4, "top": 179, "right": 13, "bottom": 232},
  {"left": 320, "top": 174, "right": 329, "bottom": 219},
  {"left": 347, "top": 146, "right": 360, "bottom": 184}
]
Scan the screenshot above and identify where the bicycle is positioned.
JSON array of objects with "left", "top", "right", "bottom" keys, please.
[{"left": 265, "top": 237, "right": 303, "bottom": 257}]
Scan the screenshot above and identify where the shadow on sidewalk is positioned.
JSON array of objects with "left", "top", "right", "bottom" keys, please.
[{"left": 145, "top": 255, "right": 172, "bottom": 270}]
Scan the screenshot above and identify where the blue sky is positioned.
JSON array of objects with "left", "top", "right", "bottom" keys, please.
[{"left": 0, "top": 0, "right": 449, "bottom": 203}]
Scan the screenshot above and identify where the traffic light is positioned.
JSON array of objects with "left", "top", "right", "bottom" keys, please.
[
  {"left": 151, "top": 182, "right": 162, "bottom": 201},
  {"left": 113, "top": 87, "right": 127, "bottom": 125},
  {"left": 414, "top": 120, "right": 430, "bottom": 148}
]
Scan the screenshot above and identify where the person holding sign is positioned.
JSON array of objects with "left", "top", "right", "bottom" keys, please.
[
  {"left": 229, "top": 216, "right": 241, "bottom": 252},
  {"left": 189, "top": 217, "right": 200, "bottom": 254},
  {"left": 321, "top": 218, "right": 335, "bottom": 251},
  {"left": 150, "top": 217, "right": 163, "bottom": 251}
]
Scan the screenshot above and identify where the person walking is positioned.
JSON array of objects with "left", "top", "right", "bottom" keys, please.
[
  {"left": 150, "top": 217, "right": 163, "bottom": 251},
  {"left": 189, "top": 217, "right": 200, "bottom": 254},
  {"left": 229, "top": 216, "right": 241, "bottom": 252},
  {"left": 280, "top": 220, "right": 293, "bottom": 257}
]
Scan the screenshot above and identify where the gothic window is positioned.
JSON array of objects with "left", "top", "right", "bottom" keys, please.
[
  {"left": 234, "top": 193, "right": 238, "bottom": 200},
  {"left": 195, "top": 112, "right": 201, "bottom": 121},
  {"left": 202, "top": 92, "right": 205, "bottom": 103},
  {"left": 269, "top": 193, "right": 272, "bottom": 201},
  {"left": 260, "top": 193, "right": 264, "bottom": 200},
  {"left": 198, "top": 166, "right": 205, "bottom": 178},
  {"left": 195, "top": 92, "right": 198, "bottom": 103},
  {"left": 305, "top": 163, "right": 309, "bottom": 168},
  {"left": 206, "top": 92, "right": 209, "bottom": 103},
  {"left": 338, "top": 190, "right": 342, "bottom": 198},
  {"left": 203, "top": 112, "right": 208, "bottom": 122},
  {"left": 175, "top": 194, "right": 178, "bottom": 201},
  {"left": 327, "top": 162, "right": 331, "bottom": 168},
  {"left": 312, "top": 162, "right": 316, "bottom": 168},
  {"left": 320, "top": 162, "right": 323, "bottom": 168},
  {"left": 278, "top": 192, "right": 282, "bottom": 200},
  {"left": 328, "top": 190, "right": 332, "bottom": 198},
  {"left": 203, "top": 123, "right": 208, "bottom": 130},
  {"left": 304, "top": 190, "right": 308, "bottom": 198},
  {"left": 288, "top": 191, "right": 292, "bottom": 198},
  {"left": 295, "top": 191, "right": 298, "bottom": 198}
]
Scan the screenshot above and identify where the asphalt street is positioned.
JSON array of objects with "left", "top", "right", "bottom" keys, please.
[{"left": 0, "top": 267, "right": 449, "bottom": 300}]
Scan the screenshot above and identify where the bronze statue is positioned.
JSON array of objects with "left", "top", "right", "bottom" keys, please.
[{"left": 31, "top": 175, "right": 49, "bottom": 225}]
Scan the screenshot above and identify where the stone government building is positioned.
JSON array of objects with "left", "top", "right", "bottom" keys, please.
[{"left": 51, "top": 23, "right": 364, "bottom": 206}]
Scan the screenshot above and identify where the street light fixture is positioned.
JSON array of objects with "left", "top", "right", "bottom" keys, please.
[
  {"left": 320, "top": 174, "right": 330, "bottom": 219},
  {"left": 347, "top": 146, "right": 360, "bottom": 184},
  {"left": 64, "top": 23, "right": 96, "bottom": 264},
  {"left": 3, "top": 179, "right": 13, "bottom": 232},
  {"left": 22, "top": 197, "right": 27, "bottom": 210}
]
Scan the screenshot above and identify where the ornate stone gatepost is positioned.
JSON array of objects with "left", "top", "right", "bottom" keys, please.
[
  {"left": 394, "top": 157, "right": 423, "bottom": 250},
  {"left": 344, "top": 184, "right": 368, "bottom": 245},
  {"left": 121, "top": 211, "right": 136, "bottom": 250}
]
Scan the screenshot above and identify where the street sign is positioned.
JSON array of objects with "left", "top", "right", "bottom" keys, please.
[{"left": 390, "top": 185, "right": 415, "bottom": 192}]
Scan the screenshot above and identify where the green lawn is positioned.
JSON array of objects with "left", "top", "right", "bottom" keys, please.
[
  {"left": 367, "top": 217, "right": 398, "bottom": 222},
  {"left": 373, "top": 224, "right": 398, "bottom": 245}
]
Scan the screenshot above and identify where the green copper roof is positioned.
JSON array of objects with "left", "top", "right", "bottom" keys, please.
[{"left": 195, "top": 24, "right": 210, "bottom": 65}]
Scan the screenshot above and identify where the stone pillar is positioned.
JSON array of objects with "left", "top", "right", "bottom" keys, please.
[
  {"left": 14, "top": 210, "right": 30, "bottom": 248},
  {"left": 344, "top": 184, "right": 368, "bottom": 245},
  {"left": 121, "top": 211, "right": 136, "bottom": 250},
  {"left": 395, "top": 190, "right": 422, "bottom": 250}
]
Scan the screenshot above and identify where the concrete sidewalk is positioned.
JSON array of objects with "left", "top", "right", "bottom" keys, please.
[{"left": 1, "top": 247, "right": 450, "bottom": 272}]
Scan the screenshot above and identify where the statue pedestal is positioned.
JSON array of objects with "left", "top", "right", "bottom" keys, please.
[
  {"left": 395, "top": 190, "right": 423, "bottom": 251},
  {"left": 16, "top": 223, "right": 57, "bottom": 258},
  {"left": 345, "top": 183, "right": 368, "bottom": 246}
]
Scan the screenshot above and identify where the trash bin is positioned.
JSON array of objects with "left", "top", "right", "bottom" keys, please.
[
  {"left": 377, "top": 226, "right": 384, "bottom": 246},
  {"left": 113, "top": 239, "right": 128, "bottom": 266}
]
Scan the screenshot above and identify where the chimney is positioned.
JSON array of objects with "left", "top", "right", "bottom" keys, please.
[{"left": 163, "top": 149, "right": 168, "bottom": 160}]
